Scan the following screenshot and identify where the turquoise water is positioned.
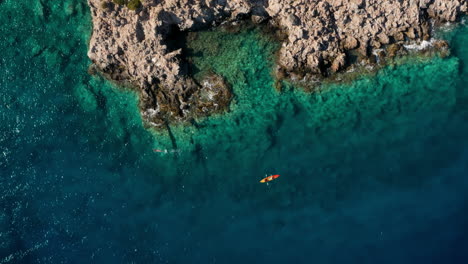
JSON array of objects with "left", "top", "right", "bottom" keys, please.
[{"left": 1, "top": 0, "right": 468, "bottom": 263}]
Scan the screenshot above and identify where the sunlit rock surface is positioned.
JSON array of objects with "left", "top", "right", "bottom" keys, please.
[{"left": 87, "top": 0, "right": 467, "bottom": 126}]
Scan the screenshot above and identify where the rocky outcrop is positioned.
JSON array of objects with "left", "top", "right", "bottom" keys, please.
[{"left": 87, "top": 0, "right": 467, "bottom": 127}]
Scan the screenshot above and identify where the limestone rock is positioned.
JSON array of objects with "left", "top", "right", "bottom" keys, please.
[
  {"left": 387, "top": 44, "right": 402, "bottom": 58},
  {"left": 331, "top": 53, "right": 346, "bottom": 73},
  {"left": 344, "top": 36, "right": 359, "bottom": 50},
  {"left": 87, "top": 0, "right": 468, "bottom": 127}
]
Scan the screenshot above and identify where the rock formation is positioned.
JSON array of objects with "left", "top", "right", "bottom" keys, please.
[{"left": 87, "top": 0, "right": 467, "bottom": 127}]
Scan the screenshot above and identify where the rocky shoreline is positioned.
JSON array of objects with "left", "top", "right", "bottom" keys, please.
[{"left": 87, "top": 0, "right": 467, "bottom": 127}]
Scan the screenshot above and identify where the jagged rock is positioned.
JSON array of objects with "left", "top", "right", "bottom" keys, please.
[
  {"left": 434, "top": 40, "right": 449, "bottom": 50},
  {"left": 331, "top": 53, "right": 346, "bottom": 73},
  {"left": 274, "top": 65, "right": 287, "bottom": 80},
  {"left": 376, "top": 50, "right": 387, "bottom": 62},
  {"left": 251, "top": 15, "right": 266, "bottom": 24},
  {"left": 405, "top": 27, "right": 416, "bottom": 39},
  {"left": 358, "top": 38, "right": 369, "bottom": 56},
  {"left": 394, "top": 32, "right": 405, "bottom": 41},
  {"left": 428, "top": 0, "right": 467, "bottom": 22},
  {"left": 387, "top": 44, "right": 402, "bottom": 58},
  {"left": 344, "top": 36, "right": 359, "bottom": 50},
  {"left": 87, "top": 0, "right": 468, "bottom": 127},
  {"left": 377, "top": 33, "right": 390, "bottom": 45},
  {"left": 434, "top": 39, "right": 450, "bottom": 57}
]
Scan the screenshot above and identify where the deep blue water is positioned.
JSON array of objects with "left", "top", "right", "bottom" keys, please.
[{"left": 1, "top": 1, "right": 468, "bottom": 263}]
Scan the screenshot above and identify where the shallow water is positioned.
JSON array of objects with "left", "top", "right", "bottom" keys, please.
[{"left": 1, "top": 1, "right": 468, "bottom": 263}]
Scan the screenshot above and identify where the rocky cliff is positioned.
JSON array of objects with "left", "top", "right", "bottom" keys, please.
[{"left": 87, "top": 0, "right": 467, "bottom": 127}]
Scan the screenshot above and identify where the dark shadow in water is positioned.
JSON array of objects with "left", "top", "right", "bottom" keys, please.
[{"left": 164, "top": 122, "right": 178, "bottom": 149}]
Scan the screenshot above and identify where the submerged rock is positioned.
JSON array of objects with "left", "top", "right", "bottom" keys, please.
[
  {"left": 387, "top": 44, "right": 402, "bottom": 58},
  {"left": 192, "top": 73, "right": 232, "bottom": 117},
  {"left": 87, "top": 0, "right": 468, "bottom": 127},
  {"left": 331, "top": 53, "right": 347, "bottom": 73}
]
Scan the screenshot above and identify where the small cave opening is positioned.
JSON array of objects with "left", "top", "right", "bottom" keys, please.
[{"left": 161, "top": 24, "right": 193, "bottom": 76}]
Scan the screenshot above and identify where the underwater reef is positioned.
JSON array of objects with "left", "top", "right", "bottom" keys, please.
[{"left": 87, "top": 0, "right": 467, "bottom": 127}]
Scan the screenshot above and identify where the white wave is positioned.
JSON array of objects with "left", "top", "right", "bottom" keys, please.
[{"left": 403, "top": 39, "right": 435, "bottom": 51}]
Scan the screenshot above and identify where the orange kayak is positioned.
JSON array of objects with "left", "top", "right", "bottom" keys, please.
[{"left": 260, "top": 174, "right": 280, "bottom": 183}]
